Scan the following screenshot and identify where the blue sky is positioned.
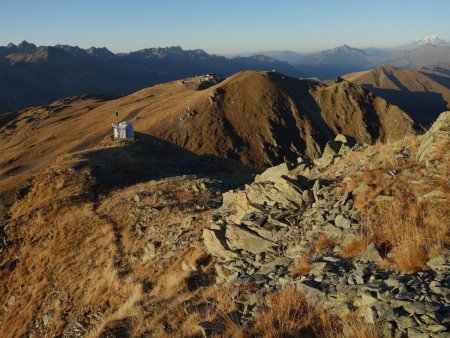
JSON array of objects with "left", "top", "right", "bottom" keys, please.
[{"left": 0, "top": 0, "right": 449, "bottom": 54}]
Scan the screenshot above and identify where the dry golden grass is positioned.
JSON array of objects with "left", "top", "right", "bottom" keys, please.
[
  {"left": 341, "top": 314, "right": 380, "bottom": 338},
  {"left": 153, "top": 271, "right": 190, "bottom": 299},
  {"left": 252, "top": 288, "right": 316, "bottom": 338},
  {"left": 335, "top": 136, "right": 450, "bottom": 272},
  {"left": 340, "top": 237, "right": 369, "bottom": 259},
  {"left": 315, "top": 234, "right": 337, "bottom": 253},
  {"left": 249, "top": 287, "right": 378, "bottom": 338},
  {"left": 0, "top": 175, "right": 142, "bottom": 338},
  {"left": 88, "top": 282, "right": 143, "bottom": 338},
  {"left": 0, "top": 152, "right": 236, "bottom": 337},
  {"left": 290, "top": 256, "right": 312, "bottom": 276},
  {"left": 366, "top": 196, "right": 448, "bottom": 272}
]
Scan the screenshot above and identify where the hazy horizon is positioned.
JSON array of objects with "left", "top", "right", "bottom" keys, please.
[{"left": 1, "top": 0, "right": 450, "bottom": 54}]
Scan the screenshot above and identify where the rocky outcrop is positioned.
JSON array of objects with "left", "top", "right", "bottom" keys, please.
[
  {"left": 417, "top": 111, "right": 450, "bottom": 162},
  {"left": 203, "top": 130, "right": 450, "bottom": 337}
]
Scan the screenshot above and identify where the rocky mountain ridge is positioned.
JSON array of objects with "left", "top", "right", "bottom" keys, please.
[{"left": 0, "top": 71, "right": 417, "bottom": 201}]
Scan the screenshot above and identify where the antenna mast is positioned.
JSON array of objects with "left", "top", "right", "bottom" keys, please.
[{"left": 115, "top": 102, "right": 119, "bottom": 125}]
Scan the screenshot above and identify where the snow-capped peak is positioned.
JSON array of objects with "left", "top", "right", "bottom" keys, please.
[
  {"left": 395, "top": 35, "right": 448, "bottom": 51},
  {"left": 408, "top": 35, "right": 447, "bottom": 47}
]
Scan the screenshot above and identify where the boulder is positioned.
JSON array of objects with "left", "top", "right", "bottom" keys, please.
[
  {"left": 255, "top": 163, "right": 289, "bottom": 183},
  {"left": 221, "top": 190, "right": 252, "bottom": 224},
  {"left": 203, "top": 229, "right": 236, "bottom": 260},
  {"left": 246, "top": 178, "right": 303, "bottom": 210},
  {"left": 295, "top": 282, "right": 329, "bottom": 307},
  {"left": 313, "top": 140, "right": 342, "bottom": 167},
  {"left": 225, "top": 224, "right": 274, "bottom": 254},
  {"left": 334, "top": 134, "right": 348, "bottom": 144}
]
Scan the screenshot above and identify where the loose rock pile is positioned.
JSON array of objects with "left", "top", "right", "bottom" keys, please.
[{"left": 203, "top": 131, "right": 450, "bottom": 337}]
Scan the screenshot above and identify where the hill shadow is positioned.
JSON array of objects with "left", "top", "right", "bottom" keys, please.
[
  {"left": 420, "top": 67, "right": 450, "bottom": 88},
  {"left": 363, "top": 85, "right": 447, "bottom": 126},
  {"left": 75, "top": 132, "right": 256, "bottom": 195}
]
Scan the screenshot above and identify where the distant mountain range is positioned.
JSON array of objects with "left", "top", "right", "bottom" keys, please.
[
  {"left": 0, "top": 36, "right": 449, "bottom": 114},
  {"left": 0, "top": 42, "right": 301, "bottom": 114},
  {"left": 343, "top": 64, "right": 450, "bottom": 126},
  {"left": 234, "top": 36, "right": 450, "bottom": 79}
]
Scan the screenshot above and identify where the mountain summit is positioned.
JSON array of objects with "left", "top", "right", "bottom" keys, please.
[
  {"left": 0, "top": 70, "right": 418, "bottom": 197},
  {"left": 398, "top": 35, "right": 449, "bottom": 50}
]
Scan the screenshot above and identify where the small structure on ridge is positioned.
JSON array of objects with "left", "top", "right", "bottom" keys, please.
[
  {"left": 113, "top": 120, "right": 134, "bottom": 139},
  {"left": 112, "top": 110, "right": 134, "bottom": 140}
]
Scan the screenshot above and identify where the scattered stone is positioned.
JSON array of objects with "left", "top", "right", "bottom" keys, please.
[
  {"left": 215, "top": 264, "right": 238, "bottom": 284},
  {"left": 302, "top": 190, "right": 314, "bottom": 203},
  {"left": 364, "top": 307, "right": 377, "bottom": 324},
  {"left": 141, "top": 242, "right": 157, "bottom": 263},
  {"left": 403, "top": 302, "right": 441, "bottom": 315},
  {"left": 334, "top": 134, "right": 348, "bottom": 144},
  {"left": 359, "top": 292, "right": 378, "bottom": 306},
  {"left": 396, "top": 316, "right": 418, "bottom": 330},
  {"left": 407, "top": 328, "right": 429, "bottom": 338},
  {"left": 427, "top": 255, "right": 449, "bottom": 272},
  {"left": 360, "top": 243, "right": 382, "bottom": 263},
  {"left": 42, "top": 311, "right": 55, "bottom": 327},
  {"left": 420, "top": 188, "right": 447, "bottom": 203},
  {"left": 221, "top": 190, "right": 251, "bottom": 224},
  {"left": 427, "top": 324, "right": 447, "bottom": 333},
  {"left": 312, "top": 180, "right": 320, "bottom": 202},
  {"left": 334, "top": 215, "right": 351, "bottom": 229},
  {"left": 374, "top": 195, "right": 395, "bottom": 202},
  {"left": 353, "top": 183, "right": 369, "bottom": 195},
  {"left": 318, "top": 223, "right": 342, "bottom": 239},
  {"left": 182, "top": 216, "right": 195, "bottom": 228}
]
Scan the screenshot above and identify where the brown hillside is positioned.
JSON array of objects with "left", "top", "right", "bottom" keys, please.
[
  {"left": 0, "top": 113, "right": 447, "bottom": 338},
  {"left": 0, "top": 135, "right": 255, "bottom": 338},
  {"left": 145, "top": 71, "right": 416, "bottom": 168},
  {"left": 311, "top": 78, "right": 415, "bottom": 142},
  {"left": 343, "top": 65, "right": 450, "bottom": 125},
  {"left": 0, "top": 71, "right": 416, "bottom": 199}
]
